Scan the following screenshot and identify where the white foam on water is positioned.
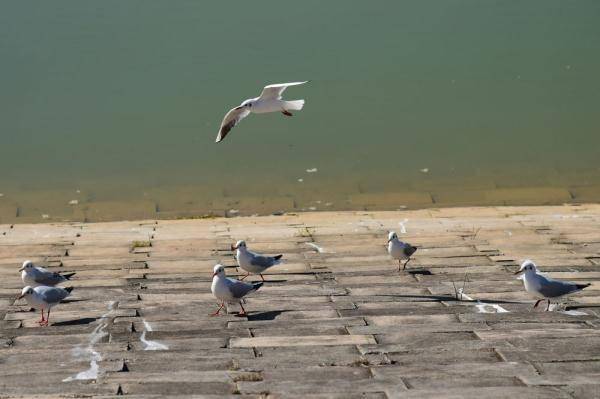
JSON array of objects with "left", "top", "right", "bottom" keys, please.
[
  {"left": 306, "top": 168, "right": 318, "bottom": 173},
  {"left": 398, "top": 219, "right": 408, "bottom": 234},
  {"left": 140, "top": 320, "right": 168, "bottom": 351},
  {"left": 63, "top": 301, "right": 116, "bottom": 382},
  {"left": 306, "top": 242, "right": 325, "bottom": 253}
]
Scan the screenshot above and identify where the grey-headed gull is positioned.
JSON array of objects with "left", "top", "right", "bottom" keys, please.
[
  {"left": 19, "top": 260, "right": 75, "bottom": 287},
  {"left": 514, "top": 260, "right": 591, "bottom": 311},
  {"left": 210, "top": 264, "right": 263, "bottom": 316},
  {"left": 387, "top": 231, "right": 417, "bottom": 271},
  {"left": 215, "top": 81, "right": 307, "bottom": 142},
  {"left": 232, "top": 240, "right": 282, "bottom": 281},
  {"left": 17, "top": 285, "right": 73, "bottom": 326}
]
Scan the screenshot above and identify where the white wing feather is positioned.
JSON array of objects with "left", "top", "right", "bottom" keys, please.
[
  {"left": 259, "top": 81, "right": 308, "bottom": 100},
  {"left": 215, "top": 107, "right": 251, "bottom": 143}
]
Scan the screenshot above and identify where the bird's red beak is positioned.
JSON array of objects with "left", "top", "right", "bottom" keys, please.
[
  {"left": 514, "top": 269, "right": 524, "bottom": 275},
  {"left": 212, "top": 272, "right": 218, "bottom": 277},
  {"left": 16, "top": 293, "right": 24, "bottom": 300}
]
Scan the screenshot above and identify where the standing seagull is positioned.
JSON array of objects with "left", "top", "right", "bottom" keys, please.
[
  {"left": 17, "top": 285, "right": 73, "bottom": 326},
  {"left": 19, "top": 260, "right": 76, "bottom": 287},
  {"left": 515, "top": 260, "right": 591, "bottom": 311},
  {"left": 210, "top": 264, "right": 263, "bottom": 317},
  {"left": 232, "top": 240, "right": 282, "bottom": 281},
  {"left": 387, "top": 232, "right": 417, "bottom": 271},
  {"left": 215, "top": 81, "right": 307, "bottom": 142}
]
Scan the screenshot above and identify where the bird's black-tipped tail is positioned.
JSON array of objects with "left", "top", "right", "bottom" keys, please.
[
  {"left": 273, "top": 254, "right": 283, "bottom": 260},
  {"left": 252, "top": 282, "right": 264, "bottom": 291},
  {"left": 576, "top": 283, "right": 591, "bottom": 290},
  {"left": 64, "top": 287, "right": 74, "bottom": 294},
  {"left": 62, "top": 272, "right": 76, "bottom": 280}
]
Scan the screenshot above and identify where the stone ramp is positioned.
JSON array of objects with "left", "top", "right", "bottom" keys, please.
[{"left": 1, "top": 205, "right": 600, "bottom": 397}]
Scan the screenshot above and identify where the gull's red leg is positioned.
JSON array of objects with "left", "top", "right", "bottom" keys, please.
[
  {"left": 210, "top": 302, "right": 224, "bottom": 316},
  {"left": 546, "top": 299, "right": 551, "bottom": 312},
  {"left": 397, "top": 259, "right": 402, "bottom": 271},
  {"left": 43, "top": 309, "right": 51, "bottom": 326},
  {"left": 260, "top": 274, "right": 265, "bottom": 282},
  {"left": 238, "top": 302, "right": 247, "bottom": 317},
  {"left": 533, "top": 299, "right": 542, "bottom": 308},
  {"left": 403, "top": 258, "right": 411, "bottom": 270},
  {"left": 38, "top": 309, "right": 45, "bottom": 325}
]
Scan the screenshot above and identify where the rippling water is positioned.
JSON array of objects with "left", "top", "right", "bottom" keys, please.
[{"left": 1, "top": 1, "right": 599, "bottom": 221}]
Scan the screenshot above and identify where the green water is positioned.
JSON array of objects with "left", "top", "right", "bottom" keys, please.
[{"left": 1, "top": 1, "right": 600, "bottom": 220}]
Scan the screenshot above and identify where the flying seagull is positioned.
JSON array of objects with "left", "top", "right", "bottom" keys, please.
[
  {"left": 215, "top": 81, "right": 307, "bottom": 143},
  {"left": 231, "top": 240, "right": 282, "bottom": 281},
  {"left": 19, "top": 260, "right": 76, "bottom": 287},
  {"left": 17, "top": 285, "right": 73, "bottom": 326},
  {"left": 210, "top": 264, "right": 263, "bottom": 317},
  {"left": 515, "top": 260, "right": 591, "bottom": 311},
  {"left": 387, "top": 231, "right": 417, "bottom": 271}
]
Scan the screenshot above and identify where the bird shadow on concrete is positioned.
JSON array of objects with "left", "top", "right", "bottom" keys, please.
[
  {"left": 566, "top": 304, "right": 600, "bottom": 310},
  {"left": 52, "top": 317, "right": 97, "bottom": 326},
  {"left": 246, "top": 310, "right": 289, "bottom": 321},
  {"left": 406, "top": 269, "right": 433, "bottom": 276},
  {"left": 62, "top": 298, "right": 88, "bottom": 304}
]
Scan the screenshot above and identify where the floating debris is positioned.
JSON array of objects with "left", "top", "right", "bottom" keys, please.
[
  {"left": 229, "top": 209, "right": 239, "bottom": 215},
  {"left": 308, "top": 206, "right": 317, "bottom": 211},
  {"left": 0, "top": 193, "right": 4, "bottom": 197},
  {"left": 42, "top": 214, "right": 50, "bottom": 219},
  {"left": 325, "top": 202, "right": 333, "bottom": 207},
  {"left": 306, "top": 168, "right": 318, "bottom": 173},
  {"left": 68, "top": 199, "right": 79, "bottom": 205},
  {"left": 419, "top": 168, "right": 429, "bottom": 174},
  {"left": 297, "top": 178, "right": 304, "bottom": 182}
]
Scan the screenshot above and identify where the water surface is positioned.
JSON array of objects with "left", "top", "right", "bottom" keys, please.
[{"left": 1, "top": 1, "right": 599, "bottom": 221}]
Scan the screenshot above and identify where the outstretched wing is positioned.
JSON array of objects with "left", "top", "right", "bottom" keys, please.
[
  {"left": 215, "top": 106, "right": 251, "bottom": 143},
  {"left": 258, "top": 81, "right": 308, "bottom": 100}
]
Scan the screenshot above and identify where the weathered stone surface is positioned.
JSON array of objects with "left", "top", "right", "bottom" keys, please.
[{"left": 1, "top": 204, "right": 600, "bottom": 397}]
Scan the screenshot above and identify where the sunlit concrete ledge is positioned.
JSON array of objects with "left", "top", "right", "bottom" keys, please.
[{"left": 1, "top": 204, "right": 600, "bottom": 397}]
